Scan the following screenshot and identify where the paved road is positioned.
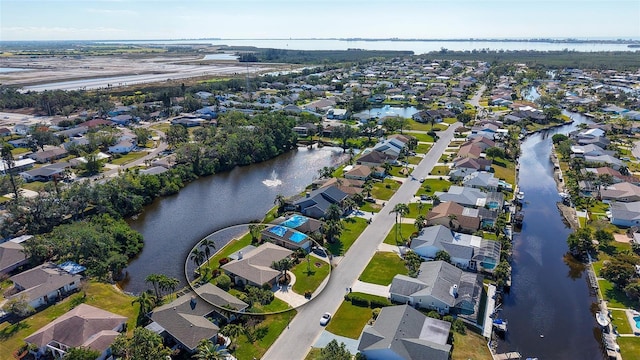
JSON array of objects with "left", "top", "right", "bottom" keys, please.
[{"left": 263, "top": 122, "right": 460, "bottom": 360}]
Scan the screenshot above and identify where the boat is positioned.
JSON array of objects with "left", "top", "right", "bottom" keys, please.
[
  {"left": 596, "top": 311, "right": 610, "bottom": 327},
  {"left": 516, "top": 191, "right": 525, "bottom": 201},
  {"left": 493, "top": 318, "right": 508, "bottom": 332}
]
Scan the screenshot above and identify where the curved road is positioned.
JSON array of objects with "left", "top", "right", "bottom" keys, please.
[{"left": 264, "top": 122, "right": 460, "bottom": 360}]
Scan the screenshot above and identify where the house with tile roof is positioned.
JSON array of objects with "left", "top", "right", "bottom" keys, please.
[
  {"left": 357, "top": 150, "right": 398, "bottom": 167},
  {"left": 24, "top": 304, "right": 126, "bottom": 360},
  {"left": 601, "top": 182, "right": 640, "bottom": 203},
  {"left": 426, "top": 202, "right": 481, "bottom": 233},
  {"left": 389, "top": 261, "right": 483, "bottom": 319},
  {"left": 357, "top": 304, "right": 452, "bottom": 360}
]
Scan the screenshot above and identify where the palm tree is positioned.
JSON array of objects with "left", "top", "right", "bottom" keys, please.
[
  {"left": 1, "top": 143, "right": 20, "bottom": 201},
  {"left": 321, "top": 219, "right": 344, "bottom": 243},
  {"left": 145, "top": 273, "right": 163, "bottom": 298},
  {"left": 414, "top": 214, "right": 426, "bottom": 231},
  {"left": 192, "top": 339, "right": 229, "bottom": 360},
  {"left": 200, "top": 239, "right": 216, "bottom": 267},
  {"left": 159, "top": 276, "right": 180, "bottom": 298},
  {"left": 132, "top": 291, "right": 156, "bottom": 315},
  {"left": 448, "top": 214, "right": 458, "bottom": 230},
  {"left": 363, "top": 181, "right": 373, "bottom": 198},
  {"left": 221, "top": 323, "right": 246, "bottom": 342},
  {"left": 274, "top": 194, "right": 286, "bottom": 214},
  {"left": 190, "top": 248, "right": 206, "bottom": 271},
  {"left": 248, "top": 224, "right": 264, "bottom": 244},
  {"left": 391, "top": 203, "right": 410, "bottom": 244},
  {"left": 272, "top": 257, "right": 294, "bottom": 283},
  {"left": 325, "top": 203, "right": 342, "bottom": 222}
]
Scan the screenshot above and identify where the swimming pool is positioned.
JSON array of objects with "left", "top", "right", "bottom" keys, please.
[
  {"left": 633, "top": 315, "right": 640, "bottom": 329},
  {"left": 281, "top": 214, "right": 308, "bottom": 228},
  {"left": 268, "top": 226, "right": 287, "bottom": 237},
  {"left": 289, "top": 232, "right": 308, "bottom": 243}
]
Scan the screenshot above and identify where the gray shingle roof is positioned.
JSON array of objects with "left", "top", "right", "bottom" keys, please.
[{"left": 9, "top": 262, "right": 82, "bottom": 304}]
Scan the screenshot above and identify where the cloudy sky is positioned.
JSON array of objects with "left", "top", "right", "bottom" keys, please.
[{"left": 1, "top": 0, "right": 639, "bottom": 41}]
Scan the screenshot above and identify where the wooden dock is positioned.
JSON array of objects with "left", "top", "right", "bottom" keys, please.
[{"left": 494, "top": 352, "right": 522, "bottom": 360}]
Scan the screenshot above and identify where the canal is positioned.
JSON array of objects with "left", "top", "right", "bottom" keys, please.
[
  {"left": 122, "top": 146, "right": 348, "bottom": 293},
  {"left": 496, "top": 112, "right": 602, "bottom": 359}
]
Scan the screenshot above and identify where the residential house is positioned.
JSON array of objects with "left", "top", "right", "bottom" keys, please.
[
  {"left": 389, "top": 261, "right": 483, "bottom": 318},
  {"left": 292, "top": 185, "right": 348, "bottom": 219},
  {"left": 110, "top": 114, "right": 133, "bottom": 125},
  {"left": 410, "top": 225, "right": 501, "bottom": 272},
  {"left": 274, "top": 214, "right": 322, "bottom": 235},
  {"left": 171, "top": 116, "right": 207, "bottom": 127},
  {"left": 357, "top": 305, "right": 452, "bottom": 360},
  {"left": 1, "top": 158, "right": 36, "bottom": 175},
  {"left": 139, "top": 166, "right": 170, "bottom": 175},
  {"left": 317, "top": 177, "right": 366, "bottom": 196},
  {"left": 372, "top": 138, "right": 405, "bottom": 157},
  {"left": 601, "top": 182, "right": 640, "bottom": 203},
  {"left": 584, "top": 154, "right": 623, "bottom": 170},
  {"left": 0, "top": 241, "right": 29, "bottom": 275},
  {"left": 356, "top": 150, "right": 398, "bottom": 168},
  {"left": 0, "top": 127, "right": 12, "bottom": 136},
  {"left": 261, "top": 224, "right": 313, "bottom": 251},
  {"left": 221, "top": 243, "right": 293, "bottom": 287},
  {"left": 293, "top": 123, "right": 317, "bottom": 137},
  {"left": 8, "top": 262, "right": 82, "bottom": 309},
  {"left": 583, "top": 167, "right": 639, "bottom": 185},
  {"left": 7, "top": 138, "right": 30, "bottom": 148},
  {"left": 28, "top": 147, "right": 68, "bottom": 163},
  {"left": 78, "top": 119, "right": 113, "bottom": 129},
  {"left": 20, "top": 162, "right": 70, "bottom": 182},
  {"left": 14, "top": 124, "right": 30, "bottom": 135},
  {"left": 344, "top": 165, "right": 371, "bottom": 181},
  {"left": 108, "top": 138, "right": 137, "bottom": 154},
  {"left": 148, "top": 283, "right": 248, "bottom": 353},
  {"left": 465, "top": 136, "right": 496, "bottom": 152},
  {"left": 195, "top": 106, "right": 218, "bottom": 120},
  {"left": 327, "top": 108, "right": 350, "bottom": 120},
  {"left": 570, "top": 144, "right": 611, "bottom": 158},
  {"left": 448, "top": 167, "right": 476, "bottom": 181},
  {"left": 426, "top": 201, "right": 481, "bottom": 233},
  {"left": 456, "top": 143, "right": 483, "bottom": 159},
  {"left": 462, "top": 171, "right": 499, "bottom": 192},
  {"left": 434, "top": 185, "right": 497, "bottom": 208},
  {"left": 24, "top": 304, "right": 126, "bottom": 360},
  {"left": 610, "top": 201, "right": 640, "bottom": 227}
]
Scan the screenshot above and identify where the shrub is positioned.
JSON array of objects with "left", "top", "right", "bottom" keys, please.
[
  {"left": 214, "top": 274, "right": 231, "bottom": 290},
  {"left": 369, "top": 298, "right": 390, "bottom": 309},
  {"left": 350, "top": 295, "right": 370, "bottom": 307},
  {"left": 219, "top": 257, "right": 230, "bottom": 266}
]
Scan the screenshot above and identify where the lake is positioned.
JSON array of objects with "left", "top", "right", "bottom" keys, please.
[{"left": 122, "top": 146, "right": 349, "bottom": 293}]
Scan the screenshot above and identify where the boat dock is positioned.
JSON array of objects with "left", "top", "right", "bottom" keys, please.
[
  {"left": 483, "top": 284, "right": 497, "bottom": 338},
  {"left": 494, "top": 352, "right": 522, "bottom": 360}
]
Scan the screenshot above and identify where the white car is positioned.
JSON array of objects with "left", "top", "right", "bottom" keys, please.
[{"left": 320, "top": 312, "right": 332, "bottom": 326}]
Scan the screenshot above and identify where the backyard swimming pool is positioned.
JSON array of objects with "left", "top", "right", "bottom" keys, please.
[{"left": 281, "top": 214, "right": 309, "bottom": 228}]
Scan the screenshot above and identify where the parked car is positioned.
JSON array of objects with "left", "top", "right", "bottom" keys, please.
[{"left": 320, "top": 312, "right": 332, "bottom": 326}]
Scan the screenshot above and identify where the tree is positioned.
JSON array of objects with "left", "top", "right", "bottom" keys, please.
[
  {"left": 319, "top": 339, "right": 351, "bottom": 360},
  {"left": 331, "top": 125, "right": 356, "bottom": 152},
  {"left": 318, "top": 166, "right": 335, "bottom": 179},
  {"left": 133, "top": 127, "right": 153, "bottom": 147},
  {"left": 434, "top": 250, "right": 451, "bottom": 263},
  {"left": 274, "top": 194, "right": 286, "bottom": 213},
  {"left": 63, "top": 347, "right": 101, "bottom": 360},
  {"left": 111, "top": 327, "right": 172, "bottom": 360},
  {"left": 190, "top": 247, "right": 206, "bottom": 271},
  {"left": 200, "top": 238, "right": 216, "bottom": 267},
  {"left": 493, "top": 260, "right": 511, "bottom": 288},
  {"left": 359, "top": 119, "right": 378, "bottom": 144},
  {"left": 192, "top": 339, "right": 230, "bottom": 360},
  {"left": 1, "top": 143, "right": 20, "bottom": 201},
  {"left": 248, "top": 224, "right": 264, "bottom": 244},
  {"left": 321, "top": 219, "right": 343, "bottom": 243},
  {"left": 567, "top": 227, "right": 596, "bottom": 258},
  {"left": 221, "top": 323, "right": 246, "bottom": 342},
  {"left": 132, "top": 291, "right": 157, "bottom": 315},
  {"left": 404, "top": 250, "right": 423, "bottom": 277},
  {"left": 81, "top": 151, "right": 102, "bottom": 175},
  {"left": 272, "top": 257, "right": 294, "bottom": 279},
  {"left": 391, "top": 203, "right": 409, "bottom": 244},
  {"left": 552, "top": 134, "right": 568, "bottom": 144},
  {"left": 166, "top": 124, "right": 189, "bottom": 148},
  {"left": 414, "top": 214, "right": 426, "bottom": 231},
  {"left": 158, "top": 276, "right": 180, "bottom": 297},
  {"left": 2, "top": 295, "right": 35, "bottom": 317},
  {"left": 594, "top": 229, "right": 614, "bottom": 248},
  {"left": 601, "top": 260, "right": 636, "bottom": 288},
  {"left": 145, "top": 273, "right": 163, "bottom": 299},
  {"left": 624, "top": 281, "right": 640, "bottom": 301},
  {"left": 325, "top": 203, "right": 342, "bottom": 222},
  {"left": 485, "top": 147, "right": 505, "bottom": 161}
]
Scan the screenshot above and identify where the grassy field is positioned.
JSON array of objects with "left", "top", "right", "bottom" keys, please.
[
  {"left": 430, "top": 165, "right": 451, "bottom": 175},
  {"left": 451, "top": 329, "right": 493, "bottom": 360},
  {"left": 383, "top": 223, "right": 417, "bottom": 245},
  {"left": 232, "top": 310, "right": 296, "bottom": 360},
  {"left": 388, "top": 164, "right": 411, "bottom": 177},
  {"left": 491, "top": 157, "right": 516, "bottom": 186},
  {"left": 110, "top": 151, "right": 147, "bottom": 166},
  {"left": 407, "top": 132, "right": 436, "bottom": 143},
  {"left": 20, "top": 181, "right": 46, "bottom": 192},
  {"left": 291, "top": 258, "right": 331, "bottom": 295},
  {"left": 371, "top": 179, "right": 402, "bottom": 200},
  {"left": 407, "top": 120, "right": 449, "bottom": 132},
  {"left": 0, "top": 282, "right": 139, "bottom": 356},
  {"left": 415, "top": 143, "right": 432, "bottom": 154},
  {"left": 406, "top": 156, "right": 423, "bottom": 165},
  {"left": 206, "top": 232, "right": 252, "bottom": 270},
  {"left": 327, "top": 217, "right": 368, "bottom": 256},
  {"left": 599, "top": 280, "right": 639, "bottom": 309},
  {"left": 360, "top": 202, "right": 382, "bottom": 213},
  {"left": 406, "top": 202, "right": 432, "bottom": 217},
  {"left": 325, "top": 300, "right": 374, "bottom": 339},
  {"left": 619, "top": 337, "right": 640, "bottom": 360},
  {"left": 610, "top": 309, "right": 633, "bottom": 334},
  {"left": 417, "top": 178, "right": 451, "bottom": 196},
  {"left": 359, "top": 251, "right": 408, "bottom": 285}
]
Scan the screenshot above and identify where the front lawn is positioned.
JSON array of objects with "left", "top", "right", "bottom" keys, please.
[
  {"left": 291, "top": 258, "right": 331, "bottom": 295},
  {"left": 0, "top": 282, "right": 138, "bottom": 356},
  {"left": 415, "top": 143, "right": 432, "bottom": 154},
  {"left": 406, "top": 156, "right": 423, "bottom": 165},
  {"left": 325, "top": 300, "right": 373, "bottom": 339},
  {"left": 371, "top": 179, "right": 402, "bottom": 200},
  {"left": 388, "top": 165, "right": 411, "bottom": 177},
  {"left": 383, "top": 223, "right": 417, "bottom": 245},
  {"left": 110, "top": 151, "right": 146, "bottom": 166},
  {"left": 232, "top": 310, "right": 296, "bottom": 360},
  {"left": 407, "top": 132, "right": 436, "bottom": 143},
  {"left": 407, "top": 202, "right": 432, "bottom": 217},
  {"left": 326, "top": 217, "right": 368, "bottom": 256},
  {"left": 407, "top": 120, "right": 448, "bottom": 132},
  {"left": 360, "top": 202, "right": 382, "bottom": 213},
  {"left": 599, "top": 279, "right": 639, "bottom": 309},
  {"left": 20, "top": 181, "right": 46, "bottom": 192},
  {"left": 359, "top": 251, "right": 408, "bottom": 285},
  {"left": 430, "top": 165, "right": 451, "bottom": 175},
  {"left": 417, "top": 178, "right": 451, "bottom": 196}
]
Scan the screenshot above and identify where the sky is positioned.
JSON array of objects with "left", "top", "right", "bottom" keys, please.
[{"left": 1, "top": 0, "right": 639, "bottom": 41}]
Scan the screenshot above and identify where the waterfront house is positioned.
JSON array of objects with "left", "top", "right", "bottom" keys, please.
[
  {"left": 372, "top": 138, "right": 405, "bottom": 157},
  {"left": 24, "top": 304, "right": 126, "bottom": 360},
  {"left": 434, "top": 185, "right": 492, "bottom": 208},
  {"left": 8, "top": 262, "right": 82, "bottom": 309},
  {"left": 570, "top": 144, "right": 611, "bottom": 158},
  {"left": 583, "top": 167, "right": 640, "bottom": 185},
  {"left": 148, "top": 283, "right": 247, "bottom": 354},
  {"left": 584, "top": 154, "right": 623, "bottom": 170},
  {"left": 356, "top": 150, "right": 398, "bottom": 167},
  {"left": 601, "top": 182, "right": 640, "bottom": 203},
  {"left": 221, "top": 243, "right": 293, "bottom": 287},
  {"left": 327, "top": 108, "right": 350, "bottom": 120},
  {"left": 357, "top": 304, "right": 452, "bottom": 360},
  {"left": 0, "top": 241, "right": 29, "bottom": 275},
  {"left": 448, "top": 167, "right": 476, "bottom": 181},
  {"left": 410, "top": 224, "right": 501, "bottom": 272},
  {"left": 389, "top": 261, "right": 483, "bottom": 318},
  {"left": 344, "top": 164, "right": 372, "bottom": 181},
  {"left": 462, "top": 171, "right": 499, "bottom": 192},
  {"left": 261, "top": 225, "right": 313, "bottom": 251},
  {"left": 425, "top": 202, "right": 481, "bottom": 233},
  {"left": 292, "top": 185, "right": 349, "bottom": 219},
  {"left": 293, "top": 123, "right": 317, "bottom": 137},
  {"left": 78, "top": 119, "right": 113, "bottom": 129},
  {"left": 452, "top": 157, "right": 492, "bottom": 173},
  {"left": 610, "top": 201, "right": 640, "bottom": 227}
]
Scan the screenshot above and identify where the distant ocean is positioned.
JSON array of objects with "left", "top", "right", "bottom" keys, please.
[{"left": 100, "top": 38, "right": 639, "bottom": 53}]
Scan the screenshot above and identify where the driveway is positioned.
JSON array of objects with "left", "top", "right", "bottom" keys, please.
[
  {"left": 350, "top": 280, "right": 390, "bottom": 298},
  {"left": 263, "top": 122, "right": 460, "bottom": 360}
]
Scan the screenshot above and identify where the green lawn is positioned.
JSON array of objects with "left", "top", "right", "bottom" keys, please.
[
  {"left": 327, "top": 217, "right": 368, "bottom": 255},
  {"left": 443, "top": 117, "right": 458, "bottom": 124},
  {"left": 415, "top": 143, "right": 432, "bottom": 154},
  {"left": 252, "top": 297, "right": 292, "bottom": 313},
  {"left": 20, "top": 181, "right": 47, "bottom": 192},
  {"left": 430, "top": 165, "right": 451, "bottom": 175},
  {"left": 388, "top": 165, "right": 411, "bottom": 177},
  {"left": 360, "top": 202, "right": 382, "bottom": 213},
  {"left": 491, "top": 157, "right": 516, "bottom": 187},
  {"left": 371, "top": 179, "right": 402, "bottom": 201},
  {"left": 452, "top": 330, "right": 493, "bottom": 360},
  {"left": 599, "top": 279, "right": 639, "bottom": 309},
  {"left": 0, "top": 282, "right": 139, "bottom": 356},
  {"left": 291, "top": 258, "right": 331, "bottom": 295},
  {"left": 416, "top": 178, "right": 451, "bottom": 196},
  {"left": 619, "top": 336, "right": 640, "bottom": 360},
  {"left": 406, "top": 156, "right": 422, "bottom": 165},
  {"left": 325, "top": 300, "right": 373, "bottom": 339},
  {"left": 10, "top": 147, "right": 30, "bottom": 156},
  {"left": 232, "top": 310, "right": 296, "bottom": 360},
  {"left": 610, "top": 309, "right": 633, "bottom": 334},
  {"left": 206, "top": 232, "right": 252, "bottom": 271},
  {"left": 407, "top": 120, "right": 448, "bottom": 132},
  {"left": 383, "top": 223, "right": 417, "bottom": 245},
  {"left": 110, "top": 151, "right": 147, "bottom": 165},
  {"left": 406, "top": 202, "right": 432, "bottom": 217},
  {"left": 151, "top": 123, "right": 171, "bottom": 134},
  {"left": 359, "top": 251, "right": 408, "bottom": 285},
  {"left": 406, "top": 132, "right": 435, "bottom": 143}
]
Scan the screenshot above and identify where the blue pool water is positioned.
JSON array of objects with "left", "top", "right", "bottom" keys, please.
[
  {"left": 268, "top": 226, "right": 287, "bottom": 237},
  {"left": 289, "top": 232, "right": 308, "bottom": 243},
  {"left": 281, "top": 214, "right": 308, "bottom": 228},
  {"left": 633, "top": 315, "right": 640, "bottom": 329}
]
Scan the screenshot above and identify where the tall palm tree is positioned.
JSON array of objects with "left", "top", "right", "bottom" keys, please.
[
  {"left": 325, "top": 204, "right": 342, "bottom": 222},
  {"left": 200, "top": 239, "right": 216, "bottom": 267},
  {"left": 159, "top": 276, "right": 180, "bottom": 298},
  {"left": 192, "top": 339, "right": 229, "bottom": 360},
  {"left": 414, "top": 214, "right": 426, "bottom": 231},
  {"left": 190, "top": 248, "right": 206, "bottom": 270},
  {"left": 145, "top": 273, "right": 163, "bottom": 298},
  {"left": 321, "top": 219, "right": 344, "bottom": 243},
  {"left": 221, "top": 323, "right": 246, "bottom": 343},
  {"left": 391, "top": 203, "right": 410, "bottom": 244},
  {"left": 274, "top": 194, "right": 286, "bottom": 214}
]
